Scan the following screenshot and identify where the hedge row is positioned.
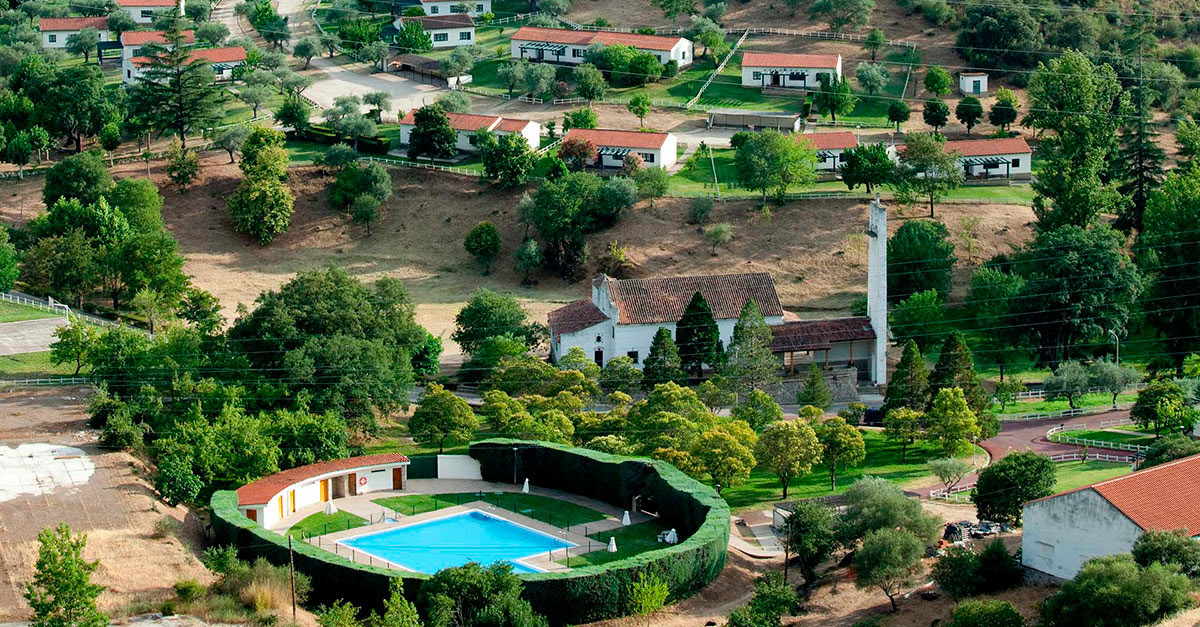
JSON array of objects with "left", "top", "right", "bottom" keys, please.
[
  {"left": 290, "top": 125, "right": 391, "bottom": 154},
  {"left": 209, "top": 440, "right": 730, "bottom": 625}
]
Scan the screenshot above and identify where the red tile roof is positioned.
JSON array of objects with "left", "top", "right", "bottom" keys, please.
[
  {"left": 798, "top": 131, "right": 857, "bottom": 151},
  {"left": 1027, "top": 454, "right": 1200, "bottom": 535},
  {"left": 131, "top": 45, "right": 246, "bottom": 66},
  {"left": 120, "top": 29, "right": 194, "bottom": 45},
  {"left": 770, "top": 317, "right": 875, "bottom": 352},
  {"left": 944, "top": 137, "right": 1031, "bottom": 157},
  {"left": 116, "top": 0, "right": 178, "bottom": 6},
  {"left": 495, "top": 118, "right": 536, "bottom": 133},
  {"left": 237, "top": 454, "right": 411, "bottom": 506},
  {"left": 510, "top": 26, "right": 684, "bottom": 52},
  {"left": 600, "top": 272, "right": 783, "bottom": 325},
  {"left": 741, "top": 51, "right": 840, "bottom": 69},
  {"left": 548, "top": 298, "right": 609, "bottom": 340},
  {"left": 39, "top": 16, "right": 108, "bottom": 31},
  {"left": 398, "top": 110, "right": 502, "bottom": 133},
  {"left": 398, "top": 13, "right": 474, "bottom": 30},
  {"left": 563, "top": 128, "right": 671, "bottom": 150}
]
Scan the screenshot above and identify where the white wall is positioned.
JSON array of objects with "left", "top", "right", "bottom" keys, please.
[
  {"left": 1022, "top": 488, "right": 1145, "bottom": 579},
  {"left": 426, "top": 26, "right": 476, "bottom": 48},
  {"left": 294, "top": 481, "right": 322, "bottom": 511},
  {"left": 956, "top": 152, "right": 1031, "bottom": 178},
  {"left": 815, "top": 148, "right": 846, "bottom": 172},
  {"left": 510, "top": 38, "right": 692, "bottom": 69},
  {"left": 122, "top": 6, "right": 172, "bottom": 23},
  {"left": 959, "top": 74, "right": 988, "bottom": 94},
  {"left": 556, "top": 316, "right": 784, "bottom": 366},
  {"left": 362, "top": 468, "right": 392, "bottom": 493},
  {"left": 422, "top": 0, "right": 490, "bottom": 15},
  {"left": 437, "top": 455, "right": 483, "bottom": 480},
  {"left": 42, "top": 29, "right": 111, "bottom": 48},
  {"left": 741, "top": 64, "right": 840, "bottom": 89}
]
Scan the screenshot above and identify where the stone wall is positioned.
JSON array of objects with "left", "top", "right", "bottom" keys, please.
[{"left": 766, "top": 366, "right": 859, "bottom": 405}]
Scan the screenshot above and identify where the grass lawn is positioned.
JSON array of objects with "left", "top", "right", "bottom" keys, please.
[
  {"left": 942, "top": 184, "right": 1035, "bottom": 205},
  {"left": 1053, "top": 460, "right": 1132, "bottom": 493},
  {"left": 555, "top": 519, "right": 673, "bottom": 567},
  {"left": 811, "top": 69, "right": 907, "bottom": 126},
  {"left": 0, "top": 351, "right": 83, "bottom": 377},
  {"left": 721, "top": 429, "right": 983, "bottom": 512},
  {"left": 373, "top": 492, "right": 609, "bottom": 528},
  {"left": 0, "top": 301, "right": 58, "bottom": 323},
  {"left": 285, "top": 510, "right": 369, "bottom": 539},
  {"left": 222, "top": 90, "right": 286, "bottom": 126},
  {"left": 1056, "top": 429, "right": 1156, "bottom": 447},
  {"left": 284, "top": 140, "right": 330, "bottom": 164},
  {"left": 997, "top": 393, "right": 1139, "bottom": 416}
]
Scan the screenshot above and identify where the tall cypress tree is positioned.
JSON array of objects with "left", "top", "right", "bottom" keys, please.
[
  {"left": 642, "top": 327, "right": 687, "bottom": 391},
  {"left": 883, "top": 340, "right": 930, "bottom": 414},
  {"left": 127, "top": 8, "right": 222, "bottom": 149},
  {"left": 928, "top": 331, "right": 988, "bottom": 418},
  {"left": 676, "top": 291, "right": 723, "bottom": 380},
  {"left": 1115, "top": 84, "right": 1165, "bottom": 232},
  {"left": 718, "top": 300, "right": 780, "bottom": 396}
]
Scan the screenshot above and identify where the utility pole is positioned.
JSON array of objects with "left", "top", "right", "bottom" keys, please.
[{"left": 288, "top": 535, "right": 297, "bottom": 625}]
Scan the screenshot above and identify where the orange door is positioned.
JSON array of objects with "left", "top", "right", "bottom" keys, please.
[
  {"left": 320, "top": 480, "right": 329, "bottom": 501},
  {"left": 278, "top": 496, "right": 284, "bottom": 520},
  {"left": 349, "top": 473, "right": 358, "bottom": 496},
  {"left": 289, "top": 490, "right": 295, "bottom": 513},
  {"left": 247, "top": 509, "right": 258, "bottom": 522},
  {"left": 392, "top": 468, "right": 404, "bottom": 490}
]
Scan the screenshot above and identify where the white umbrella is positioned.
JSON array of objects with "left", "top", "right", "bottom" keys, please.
[
  {"left": 324, "top": 501, "right": 338, "bottom": 515},
  {"left": 621, "top": 510, "right": 631, "bottom": 526},
  {"left": 522, "top": 478, "right": 530, "bottom": 494},
  {"left": 607, "top": 537, "right": 618, "bottom": 553},
  {"left": 665, "top": 528, "right": 678, "bottom": 544}
]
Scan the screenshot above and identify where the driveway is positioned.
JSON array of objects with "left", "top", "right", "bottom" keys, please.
[{"left": 0, "top": 319, "right": 66, "bottom": 356}]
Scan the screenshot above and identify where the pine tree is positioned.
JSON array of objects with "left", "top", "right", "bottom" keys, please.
[
  {"left": 126, "top": 8, "right": 222, "bottom": 149},
  {"left": 796, "top": 363, "right": 832, "bottom": 410},
  {"left": 717, "top": 300, "right": 780, "bottom": 396},
  {"left": 642, "top": 327, "right": 687, "bottom": 391},
  {"left": 1115, "top": 84, "right": 1165, "bottom": 232},
  {"left": 929, "top": 332, "right": 988, "bottom": 418},
  {"left": 883, "top": 340, "right": 930, "bottom": 414},
  {"left": 676, "top": 291, "right": 723, "bottom": 380}
]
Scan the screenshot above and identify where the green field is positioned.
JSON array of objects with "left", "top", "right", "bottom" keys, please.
[
  {"left": 555, "top": 519, "right": 673, "bottom": 567},
  {"left": 721, "top": 429, "right": 984, "bottom": 512},
  {"left": 285, "top": 510, "right": 369, "bottom": 538},
  {"left": 997, "top": 392, "right": 1139, "bottom": 416},
  {"left": 0, "top": 301, "right": 58, "bottom": 324},
  {"left": 1053, "top": 460, "right": 1133, "bottom": 492},
  {"left": 0, "top": 351, "right": 83, "bottom": 377},
  {"left": 373, "top": 492, "right": 609, "bottom": 528},
  {"left": 1056, "top": 429, "right": 1156, "bottom": 447}
]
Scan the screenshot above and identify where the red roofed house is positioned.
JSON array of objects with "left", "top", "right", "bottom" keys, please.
[
  {"left": 116, "top": 0, "right": 179, "bottom": 23},
  {"left": 125, "top": 45, "right": 247, "bottom": 84},
  {"left": 395, "top": 111, "right": 541, "bottom": 153},
  {"left": 39, "top": 17, "right": 110, "bottom": 49},
  {"left": 509, "top": 26, "right": 693, "bottom": 69},
  {"left": 945, "top": 137, "right": 1032, "bottom": 180},
  {"left": 120, "top": 29, "right": 194, "bottom": 79},
  {"left": 798, "top": 131, "right": 858, "bottom": 172},
  {"left": 237, "top": 454, "right": 410, "bottom": 529},
  {"left": 1022, "top": 453, "right": 1200, "bottom": 579},
  {"left": 393, "top": 13, "right": 475, "bottom": 48},
  {"left": 740, "top": 52, "right": 842, "bottom": 89},
  {"left": 561, "top": 128, "right": 678, "bottom": 169}
]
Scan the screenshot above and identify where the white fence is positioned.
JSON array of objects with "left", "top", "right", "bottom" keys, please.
[
  {"left": 358, "top": 155, "right": 479, "bottom": 177},
  {"left": 685, "top": 30, "right": 748, "bottom": 109},
  {"left": 1, "top": 292, "right": 119, "bottom": 328},
  {"left": 1004, "top": 383, "right": 1147, "bottom": 401},
  {"left": 928, "top": 483, "right": 974, "bottom": 503},
  {"left": 1047, "top": 451, "right": 1136, "bottom": 464},
  {"left": 0, "top": 377, "right": 94, "bottom": 388},
  {"left": 1045, "top": 425, "right": 1150, "bottom": 454}
]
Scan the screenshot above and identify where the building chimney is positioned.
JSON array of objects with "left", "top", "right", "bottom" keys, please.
[{"left": 866, "top": 197, "right": 888, "bottom": 386}]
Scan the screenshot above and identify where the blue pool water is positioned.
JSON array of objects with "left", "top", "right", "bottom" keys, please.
[{"left": 339, "top": 510, "right": 573, "bottom": 574}]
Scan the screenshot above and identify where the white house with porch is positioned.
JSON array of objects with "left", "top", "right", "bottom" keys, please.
[
  {"left": 39, "top": 17, "right": 110, "bottom": 48},
  {"left": 740, "top": 52, "right": 842, "bottom": 89},
  {"left": 561, "top": 128, "right": 677, "bottom": 169},
  {"left": 394, "top": 111, "right": 540, "bottom": 153},
  {"left": 115, "top": 0, "right": 179, "bottom": 23},
  {"left": 945, "top": 137, "right": 1031, "bottom": 180},
  {"left": 799, "top": 131, "right": 858, "bottom": 172},
  {"left": 509, "top": 26, "right": 692, "bottom": 68},
  {"left": 394, "top": 13, "right": 475, "bottom": 48},
  {"left": 237, "top": 454, "right": 410, "bottom": 530}
]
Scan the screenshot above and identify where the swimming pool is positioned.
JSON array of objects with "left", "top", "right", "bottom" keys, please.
[{"left": 338, "top": 510, "right": 574, "bottom": 574}]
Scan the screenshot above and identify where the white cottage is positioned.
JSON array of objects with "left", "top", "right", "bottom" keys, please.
[
  {"left": 509, "top": 26, "right": 692, "bottom": 68},
  {"left": 237, "top": 454, "right": 410, "bottom": 529},
  {"left": 959, "top": 71, "right": 988, "bottom": 95},
  {"left": 561, "top": 128, "right": 677, "bottom": 169},
  {"left": 394, "top": 111, "right": 540, "bottom": 152},
  {"left": 116, "top": 0, "right": 179, "bottom": 23},
  {"left": 394, "top": 13, "right": 475, "bottom": 48},
  {"left": 125, "top": 45, "right": 245, "bottom": 83},
  {"left": 419, "top": 0, "right": 490, "bottom": 16},
  {"left": 39, "top": 16, "right": 110, "bottom": 48},
  {"left": 799, "top": 131, "right": 858, "bottom": 172},
  {"left": 1023, "top": 454, "right": 1200, "bottom": 580},
  {"left": 120, "top": 29, "right": 194, "bottom": 80},
  {"left": 740, "top": 51, "right": 842, "bottom": 89},
  {"left": 944, "top": 137, "right": 1032, "bottom": 180}
]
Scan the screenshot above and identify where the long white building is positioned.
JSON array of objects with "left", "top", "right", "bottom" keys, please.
[
  {"left": 509, "top": 26, "right": 692, "bottom": 68},
  {"left": 561, "top": 128, "right": 677, "bottom": 169},
  {"left": 237, "top": 454, "right": 410, "bottom": 529},
  {"left": 115, "top": 0, "right": 179, "bottom": 23},
  {"left": 39, "top": 16, "right": 110, "bottom": 48},
  {"left": 394, "top": 111, "right": 540, "bottom": 153},
  {"left": 740, "top": 51, "right": 842, "bottom": 89},
  {"left": 944, "top": 137, "right": 1032, "bottom": 180}
]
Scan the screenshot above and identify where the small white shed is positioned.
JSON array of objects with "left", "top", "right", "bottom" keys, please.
[{"left": 959, "top": 72, "right": 988, "bottom": 95}]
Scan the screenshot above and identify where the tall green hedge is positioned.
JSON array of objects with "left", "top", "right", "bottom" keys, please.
[{"left": 209, "top": 440, "right": 729, "bottom": 625}]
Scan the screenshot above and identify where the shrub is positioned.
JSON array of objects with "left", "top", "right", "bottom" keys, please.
[
  {"left": 945, "top": 600, "right": 1024, "bottom": 627},
  {"left": 330, "top": 162, "right": 392, "bottom": 210},
  {"left": 464, "top": 221, "right": 502, "bottom": 273},
  {"left": 227, "top": 177, "right": 295, "bottom": 245},
  {"left": 931, "top": 545, "right": 979, "bottom": 600},
  {"left": 175, "top": 579, "right": 206, "bottom": 602},
  {"left": 688, "top": 197, "right": 714, "bottom": 225},
  {"left": 153, "top": 515, "right": 182, "bottom": 539},
  {"left": 100, "top": 409, "right": 145, "bottom": 449},
  {"left": 1040, "top": 555, "right": 1192, "bottom": 627},
  {"left": 976, "top": 538, "right": 1023, "bottom": 592}
]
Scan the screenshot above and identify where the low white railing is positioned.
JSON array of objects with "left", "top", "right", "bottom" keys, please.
[
  {"left": 0, "top": 377, "right": 93, "bottom": 387},
  {"left": 1045, "top": 425, "right": 1150, "bottom": 454},
  {"left": 1048, "top": 451, "right": 1136, "bottom": 464},
  {"left": 358, "top": 155, "right": 479, "bottom": 176},
  {"left": 685, "top": 29, "right": 748, "bottom": 109},
  {"left": 929, "top": 483, "right": 974, "bottom": 503},
  {"left": 1, "top": 292, "right": 119, "bottom": 328}
]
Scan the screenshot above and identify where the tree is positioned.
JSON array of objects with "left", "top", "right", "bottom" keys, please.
[
  {"left": 238, "top": 84, "right": 271, "bottom": 119},
  {"left": 626, "top": 93, "right": 652, "bottom": 128},
  {"left": 977, "top": 538, "right": 1023, "bottom": 592},
  {"left": 929, "top": 332, "right": 989, "bottom": 419},
  {"left": 694, "top": 425, "right": 756, "bottom": 492},
  {"left": 558, "top": 136, "right": 596, "bottom": 171},
  {"left": 893, "top": 133, "right": 962, "bottom": 217},
  {"left": 1042, "top": 360, "right": 1089, "bottom": 409},
  {"left": 452, "top": 289, "right": 542, "bottom": 356},
  {"left": 676, "top": 291, "right": 723, "bottom": 380},
  {"left": 292, "top": 35, "right": 321, "bottom": 69},
  {"left": 626, "top": 572, "right": 669, "bottom": 621},
  {"left": 394, "top": 18, "right": 433, "bottom": 53},
  {"left": 884, "top": 341, "right": 930, "bottom": 413},
  {"left": 965, "top": 266, "right": 1024, "bottom": 381},
  {"left": 418, "top": 563, "right": 549, "bottom": 627},
  {"left": 642, "top": 328, "right": 686, "bottom": 391},
  {"left": 1138, "top": 168, "right": 1200, "bottom": 373},
  {"left": 795, "top": 363, "right": 831, "bottom": 410},
  {"left": 24, "top": 523, "right": 106, "bottom": 627},
  {"left": 1040, "top": 556, "right": 1192, "bottom": 627},
  {"left": 838, "top": 143, "right": 894, "bottom": 193},
  {"left": 812, "top": 73, "right": 857, "bottom": 123},
  {"left": 479, "top": 132, "right": 534, "bottom": 188},
  {"left": 463, "top": 221, "right": 502, "bottom": 273},
  {"left": 855, "top": 62, "right": 888, "bottom": 95},
  {"left": 838, "top": 476, "right": 941, "bottom": 544},
  {"left": 854, "top": 529, "right": 923, "bottom": 612},
  {"left": 924, "top": 66, "right": 952, "bottom": 95},
  {"left": 887, "top": 100, "right": 910, "bottom": 132},
  {"left": 66, "top": 27, "right": 101, "bottom": 62},
  {"left": 6, "top": 131, "right": 34, "bottom": 179},
  {"left": 863, "top": 28, "right": 886, "bottom": 61},
  {"left": 887, "top": 219, "right": 955, "bottom": 303},
  {"left": 717, "top": 300, "right": 779, "bottom": 396},
  {"left": 43, "top": 152, "right": 113, "bottom": 207},
  {"left": 734, "top": 128, "right": 816, "bottom": 203},
  {"left": 1132, "top": 529, "right": 1200, "bottom": 578},
  {"left": 732, "top": 390, "right": 783, "bottom": 432},
  {"left": 782, "top": 501, "right": 836, "bottom": 586},
  {"left": 165, "top": 140, "right": 200, "bottom": 189},
  {"left": 275, "top": 94, "right": 312, "bottom": 131},
  {"left": 0, "top": 229, "right": 16, "bottom": 293},
  {"left": 889, "top": 289, "right": 945, "bottom": 352},
  {"left": 563, "top": 107, "right": 599, "bottom": 132},
  {"left": 807, "top": 0, "right": 873, "bottom": 32},
  {"left": 945, "top": 600, "right": 1024, "bottom": 627},
  {"left": 815, "top": 417, "right": 864, "bottom": 490},
  {"left": 1130, "top": 380, "right": 1189, "bottom": 436},
  {"left": 127, "top": 10, "right": 222, "bottom": 149},
  {"left": 989, "top": 87, "right": 1019, "bottom": 131},
  {"left": 513, "top": 238, "right": 542, "bottom": 283},
  {"left": 882, "top": 408, "right": 924, "bottom": 461},
  {"left": 50, "top": 320, "right": 97, "bottom": 377},
  {"left": 572, "top": 64, "right": 607, "bottom": 102},
  {"left": 921, "top": 98, "right": 950, "bottom": 133},
  {"left": 931, "top": 545, "right": 980, "bottom": 600},
  {"left": 1142, "top": 434, "right": 1200, "bottom": 469},
  {"left": 40, "top": 64, "right": 111, "bottom": 153},
  {"left": 195, "top": 21, "right": 230, "bottom": 45},
  {"left": 955, "top": 96, "right": 984, "bottom": 136},
  {"left": 956, "top": 5, "right": 1042, "bottom": 71},
  {"left": 755, "top": 420, "right": 821, "bottom": 498},
  {"left": 407, "top": 104, "right": 456, "bottom": 160},
  {"left": 924, "top": 387, "right": 979, "bottom": 457},
  {"left": 633, "top": 166, "right": 670, "bottom": 204},
  {"left": 107, "top": 10, "right": 137, "bottom": 36},
  {"left": 971, "top": 450, "right": 1055, "bottom": 525},
  {"left": 1115, "top": 91, "right": 1165, "bottom": 232},
  {"left": 927, "top": 457, "right": 972, "bottom": 493},
  {"left": 409, "top": 384, "right": 478, "bottom": 453},
  {"left": 226, "top": 176, "right": 294, "bottom": 244}
]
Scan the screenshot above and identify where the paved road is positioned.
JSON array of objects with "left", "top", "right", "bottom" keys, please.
[{"left": 0, "top": 319, "right": 65, "bottom": 356}]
